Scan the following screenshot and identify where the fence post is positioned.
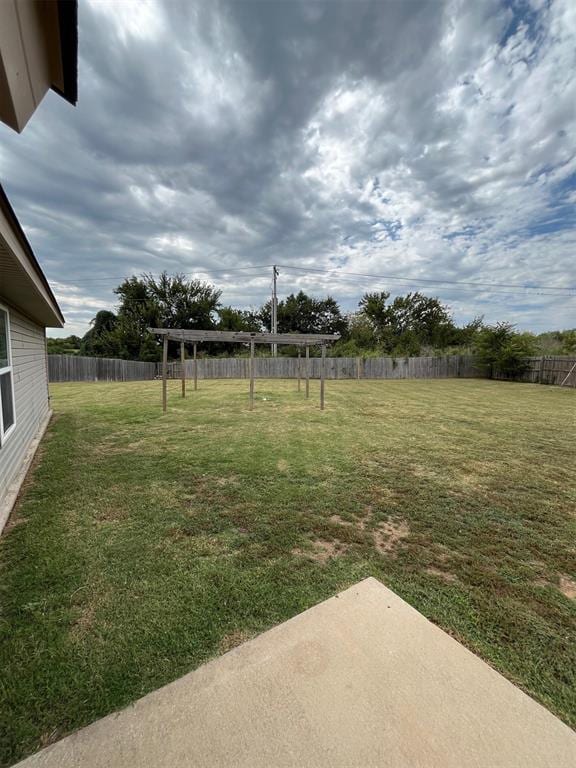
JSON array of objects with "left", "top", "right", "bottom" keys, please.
[{"left": 538, "top": 356, "right": 546, "bottom": 384}]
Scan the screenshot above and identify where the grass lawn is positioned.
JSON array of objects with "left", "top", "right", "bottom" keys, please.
[{"left": 1, "top": 378, "right": 575, "bottom": 764}]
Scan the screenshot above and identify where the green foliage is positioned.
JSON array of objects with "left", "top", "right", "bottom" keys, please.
[
  {"left": 357, "top": 291, "right": 465, "bottom": 354},
  {"left": 80, "top": 273, "right": 222, "bottom": 362},
  {"left": 260, "top": 290, "right": 347, "bottom": 336},
  {"left": 474, "top": 323, "right": 537, "bottom": 378},
  {"left": 555, "top": 329, "right": 576, "bottom": 355},
  {"left": 214, "top": 307, "right": 263, "bottom": 354},
  {"left": 217, "top": 306, "right": 262, "bottom": 333},
  {"left": 79, "top": 311, "right": 120, "bottom": 357},
  {"left": 75, "top": 273, "right": 573, "bottom": 364},
  {"left": 46, "top": 335, "right": 81, "bottom": 355}
]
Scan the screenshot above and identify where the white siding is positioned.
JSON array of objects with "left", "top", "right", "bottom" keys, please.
[{"left": 0, "top": 305, "right": 50, "bottom": 515}]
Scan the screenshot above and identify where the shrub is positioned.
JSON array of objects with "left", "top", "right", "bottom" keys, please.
[{"left": 474, "top": 323, "right": 536, "bottom": 379}]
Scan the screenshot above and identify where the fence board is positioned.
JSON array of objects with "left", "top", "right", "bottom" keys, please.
[
  {"left": 492, "top": 356, "right": 576, "bottom": 387},
  {"left": 49, "top": 354, "right": 576, "bottom": 387},
  {"left": 181, "top": 354, "right": 485, "bottom": 381},
  {"left": 48, "top": 355, "right": 157, "bottom": 382}
]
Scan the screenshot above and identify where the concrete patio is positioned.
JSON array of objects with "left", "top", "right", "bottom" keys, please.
[{"left": 15, "top": 577, "right": 576, "bottom": 767}]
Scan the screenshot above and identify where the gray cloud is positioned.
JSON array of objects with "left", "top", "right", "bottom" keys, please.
[{"left": 0, "top": 0, "right": 574, "bottom": 335}]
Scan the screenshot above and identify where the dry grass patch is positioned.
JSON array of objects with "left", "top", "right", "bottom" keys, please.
[
  {"left": 38, "top": 728, "right": 61, "bottom": 749},
  {"left": 373, "top": 518, "right": 410, "bottom": 554},
  {"left": 426, "top": 567, "right": 458, "bottom": 584},
  {"left": 293, "top": 539, "right": 346, "bottom": 563},
  {"left": 93, "top": 505, "right": 128, "bottom": 523},
  {"left": 218, "top": 629, "right": 254, "bottom": 655},
  {"left": 329, "top": 514, "right": 354, "bottom": 526},
  {"left": 559, "top": 575, "right": 576, "bottom": 600}
]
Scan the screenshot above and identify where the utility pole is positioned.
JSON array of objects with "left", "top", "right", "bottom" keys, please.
[{"left": 271, "top": 265, "right": 279, "bottom": 356}]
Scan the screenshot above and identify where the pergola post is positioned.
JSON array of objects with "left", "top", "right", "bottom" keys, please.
[
  {"left": 180, "top": 341, "right": 186, "bottom": 398},
  {"left": 162, "top": 335, "right": 168, "bottom": 413},
  {"left": 297, "top": 346, "right": 301, "bottom": 392},
  {"left": 193, "top": 343, "right": 198, "bottom": 391},
  {"left": 249, "top": 339, "right": 255, "bottom": 410},
  {"left": 305, "top": 345, "right": 310, "bottom": 399},
  {"left": 320, "top": 344, "right": 326, "bottom": 410}
]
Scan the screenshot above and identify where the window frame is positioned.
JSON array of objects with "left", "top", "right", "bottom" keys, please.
[{"left": 0, "top": 302, "right": 16, "bottom": 446}]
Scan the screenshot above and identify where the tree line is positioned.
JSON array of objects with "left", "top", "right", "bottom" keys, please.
[{"left": 48, "top": 272, "right": 576, "bottom": 376}]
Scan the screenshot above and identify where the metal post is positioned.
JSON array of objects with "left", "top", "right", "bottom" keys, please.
[
  {"left": 297, "top": 346, "right": 301, "bottom": 392},
  {"left": 180, "top": 341, "right": 186, "bottom": 398},
  {"left": 320, "top": 344, "right": 326, "bottom": 410},
  {"left": 193, "top": 343, "right": 198, "bottom": 391},
  {"left": 305, "top": 344, "right": 310, "bottom": 399},
  {"left": 162, "top": 335, "right": 168, "bottom": 413},
  {"left": 249, "top": 339, "right": 255, "bottom": 410}
]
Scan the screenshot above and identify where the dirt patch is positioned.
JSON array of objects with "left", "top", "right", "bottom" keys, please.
[
  {"left": 277, "top": 459, "right": 289, "bottom": 472},
  {"left": 373, "top": 518, "right": 410, "bottom": 554},
  {"left": 293, "top": 539, "right": 345, "bottom": 564},
  {"left": 559, "top": 575, "right": 576, "bottom": 599},
  {"left": 426, "top": 567, "right": 457, "bottom": 583},
  {"left": 218, "top": 629, "right": 253, "bottom": 655}
]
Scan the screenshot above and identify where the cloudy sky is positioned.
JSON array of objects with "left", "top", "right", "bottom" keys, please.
[{"left": 1, "top": 0, "right": 575, "bottom": 336}]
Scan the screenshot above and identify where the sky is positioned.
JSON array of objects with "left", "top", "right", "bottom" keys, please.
[{"left": 0, "top": 0, "right": 575, "bottom": 337}]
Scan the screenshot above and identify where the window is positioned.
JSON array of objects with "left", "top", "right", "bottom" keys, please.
[{"left": 0, "top": 306, "right": 15, "bottom": 444}]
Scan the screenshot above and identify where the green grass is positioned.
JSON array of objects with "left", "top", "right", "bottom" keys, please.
[{"left": 1, "top": 378, "right": 575, "bottom": 764}]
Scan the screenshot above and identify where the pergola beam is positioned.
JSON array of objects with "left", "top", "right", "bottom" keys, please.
[{"left": 148, "top": 328, "right": 339, "bottom": 345}]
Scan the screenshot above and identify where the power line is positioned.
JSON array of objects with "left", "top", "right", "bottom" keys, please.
[
  {"left": 277, "top": 264, "right": 576, "bottom": 293},
  {"left": 51, "top": 261, "right": 575, "bottom": 295},
  {"left": 274, "top": 270, "right": 575, "bottom": 299}
]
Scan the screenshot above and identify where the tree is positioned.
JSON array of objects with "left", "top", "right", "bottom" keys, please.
[
  {"left": 556, "top": 329, "right": 576, "bottom": 355},
  {"left": 260, "top": 291, "right": 347, "bottom": 337},
  {"left": 80, "top": 311, "right": 120, "bottom": 357},
  {"left": 448, "top": 316, "right": 484, "bottom": 349},
  {"left": 358, "top": 291, "right": 456, "bottom": 353},
  {"left": 217, "top": 306, "right": 262, "bottom": 333},
  {"left": 474, "top": 322, "right": 536, "bottom": 378},
  {"left": 214, "top": 307, "right": 262, "bottom": 354},
  {"left": 109, "top": 272, "right": 222, "bottom": 360}
]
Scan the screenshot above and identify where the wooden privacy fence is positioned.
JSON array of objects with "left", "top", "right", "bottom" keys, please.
[
  {"left": 48, "top": 355, "right": 157, "bottom": 382},
  {"left": 48, "top": 354, "right": 576, "bottom": 387},
  {"left": 493, "top": 356, "right": 576, "bottom": 387},
  {"left": 180, "top": 354, "right": 483, "bottom": 381}
]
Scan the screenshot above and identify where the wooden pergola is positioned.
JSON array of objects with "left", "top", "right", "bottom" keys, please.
[{"left": 148, "top": 328, "right": 340, "bottom": 412}]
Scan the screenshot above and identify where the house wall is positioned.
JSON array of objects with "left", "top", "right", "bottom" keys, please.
[{"left": 0, "top": 304, "right": 51, "bottom": 531}]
